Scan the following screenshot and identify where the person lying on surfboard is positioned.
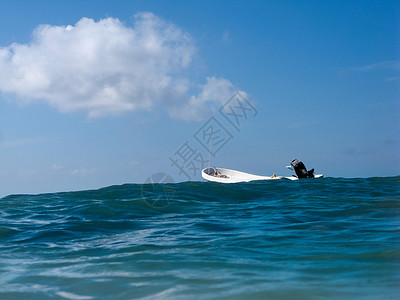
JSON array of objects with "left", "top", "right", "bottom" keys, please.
[
  {"left": 290, "top": 159, "right": 315, "bottom": 179},
  {"left": 202, "top": 160, "right": 323, "bottom": 183}
]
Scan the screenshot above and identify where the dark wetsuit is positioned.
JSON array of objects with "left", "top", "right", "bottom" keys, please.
[{"left": 291, "top": 159, "right": 314, "bottom": 179}]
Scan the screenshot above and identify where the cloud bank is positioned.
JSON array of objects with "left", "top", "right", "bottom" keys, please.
[{"left": 0, "top": 12, "right": 243, "bottom": 120}]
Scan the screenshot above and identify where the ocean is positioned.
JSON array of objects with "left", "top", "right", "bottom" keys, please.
[{"left": 1, "top": 177, "right": 399, "bottom": 299}]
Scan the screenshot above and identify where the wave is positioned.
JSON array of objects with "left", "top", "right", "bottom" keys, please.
[{"left": 0, "top": 176, "right": 399, "bottom": 299}]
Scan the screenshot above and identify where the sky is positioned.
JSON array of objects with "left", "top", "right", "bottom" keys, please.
[{"left": 0, "top": 0, "right": 399, "bottom": 196}]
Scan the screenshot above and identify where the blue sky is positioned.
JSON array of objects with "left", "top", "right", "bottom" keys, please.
[{"left": 0, "top": 0, "right": 399, "bottom": 196}]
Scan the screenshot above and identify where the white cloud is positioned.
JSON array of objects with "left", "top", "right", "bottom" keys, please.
[
  {"left": 1, "top": 137, "right": 48, "bottom": 147},
  {"left": 384, "top": 77, "right": 400, "bottom": 82},
  {"left": 129, "top": 160, "right": 139, "bottom": 166},
  {"left": 70, "top": 167, "right": 97, "bottom": 177},
  {"left": 0, "top": 12, "right": 245, "bottom": 120},
  {"left": 169, "top": 76, "right": 246, "bottom": 121},
  {"left": 52, "top": 163, "right": 64, "bottom": 170},
  {"left": 222, "top": 30, "right": 231, "bottom": 43},
  {"left": 355, "top": 60, "right": 400, "bottom": 72}
]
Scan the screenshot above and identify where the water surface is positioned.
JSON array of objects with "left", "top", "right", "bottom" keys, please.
[{"left": 1, "top": 177, "right": 399, "bottom": 299}]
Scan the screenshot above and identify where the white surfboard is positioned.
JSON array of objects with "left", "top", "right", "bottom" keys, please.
[
  {"left": 202, "top": 167, "right": 323, "bottom": 183},
  {"left": 201, "top": 167, "right": 296, "bottom": 183}
]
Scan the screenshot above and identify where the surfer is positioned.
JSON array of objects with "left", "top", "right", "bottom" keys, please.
[
  {"left": 202, "top": 161, "right": 323, "bottom": 183},
  {"left": 290, "top": 159, "right": 315, "bottom": 179}
]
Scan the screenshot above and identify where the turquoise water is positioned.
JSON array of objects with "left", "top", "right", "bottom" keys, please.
[{"left": 1, "top": 177, "right": 399, "bottom": 299}]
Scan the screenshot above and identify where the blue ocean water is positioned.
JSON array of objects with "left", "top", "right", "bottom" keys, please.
[{"left": 0, "top": 177, "right": 399, "bottom": 300}]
